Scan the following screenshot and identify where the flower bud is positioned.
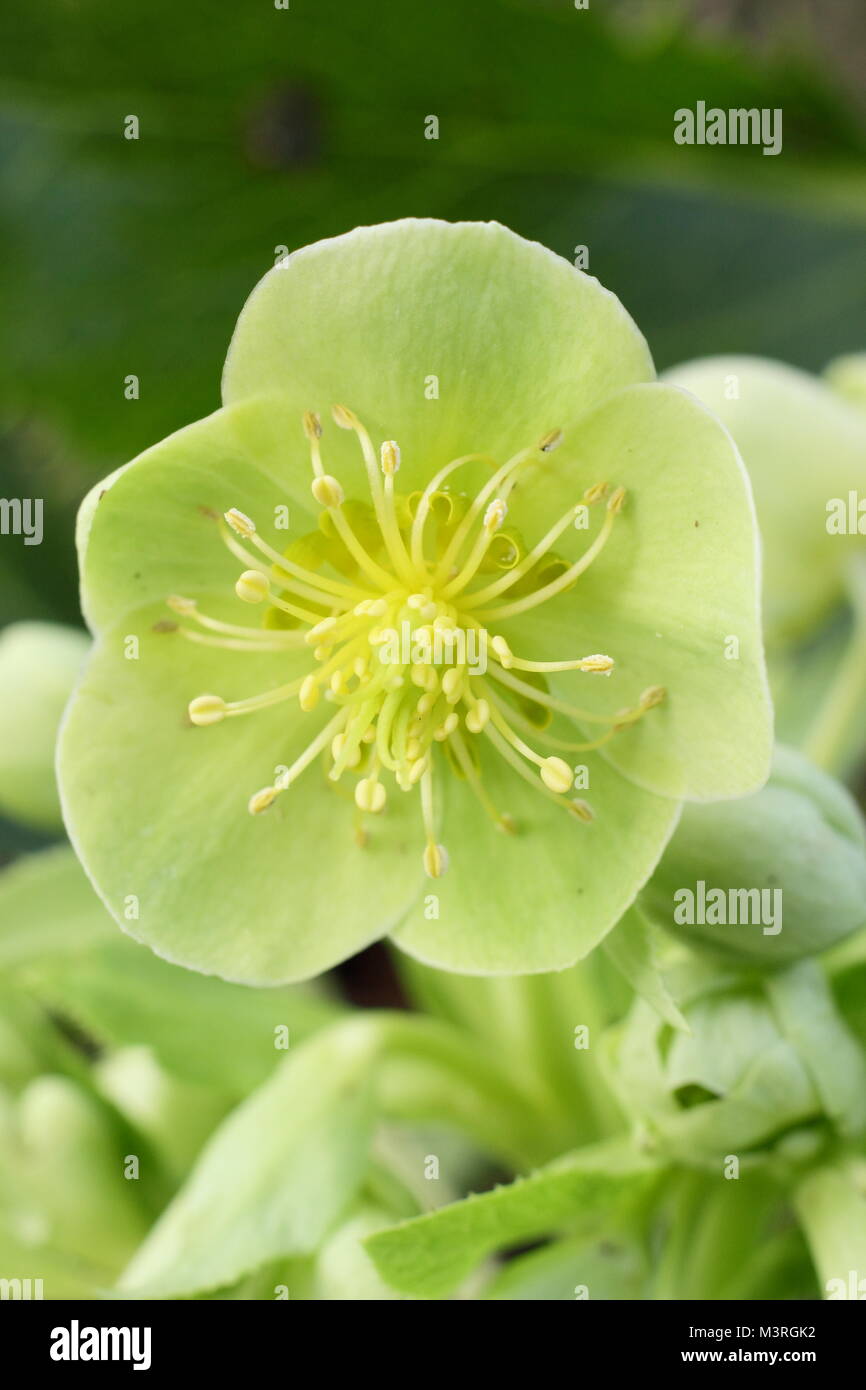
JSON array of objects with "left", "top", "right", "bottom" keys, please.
[
  {"left": 13, "top": 1075, "right": 151, "bottom": 1268},
  {"left": 0, "top": 623, "right": 89, "bottom": 830},
  {"left": 605, "top": 958, "right": 866, "bottom": 1170},
  {"left": 641, "top": 745, "right": 866, "bottom": 967}
]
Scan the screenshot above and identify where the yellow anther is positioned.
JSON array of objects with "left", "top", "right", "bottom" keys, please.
[
  {"left": 225, "top": 508, "right": 256, "bottom": 537},
  {"left": 539, "top": 428, "right": 563, "bottom": 453},
  {"left": 410, "top": 664, "right": 430, "bottom": 688},
  {"left": 299, "top": 674, "right": 321, "bottom": 711},
  {"left": 465, "top": 699, "right": 490, "bottom": 733},
  {"left": 483, "top": 498, "right": 508, "bottom": 532},
  {"left": 235, "top": 570, "right": 270, "bottom": 604},
  {"left": 355, "top": 777, "right": 386, "bottom": 813},
  {"left": 540, "top": 756, "right": 574, "bottom": 795},
  {"left": 332, "top": 404, "right": 359, "bottom": 430},
  {"left": 311, "top": 475, "right": 345, "bottom": 509},
  {"left": 248, "top": 786, "right": 279, "bottom": 815},
  {"left": 579, "top": 653, "right": 615, "bottom": 674},
  {"left": 442, "top": 667, "right": 464, "bottom": 703},
  {"left": 434, "top": 712, "right": 459, "bottom": 741},
  {"left": 167, "top": 594, "right": 197, "bottom": 615},
  {"left": 641, "top": 685, "right": 667, "bottom": 709},
  {"left": 407, "top": 756, "right": 429, "bottom": 785},
  {"left": 188, "top": 693, "right": 226, "bottom": 726},
  {"left": 380, "top": 440, "right": 401, "bottom": 475},
  {"left": 499, "top": 813, "right": 517, "bottom": 835},
  {"left": 331, "top": 732, "right": 361, "bottom": 769},
  {"left": 306, "top": 616, "right": 338, "bottom": 644},
  {"left": 186, "top": 405, "right": 665, "bottom": 865},
  {"left": 423, "top": 842, "right": 449, "bottom": 878}
]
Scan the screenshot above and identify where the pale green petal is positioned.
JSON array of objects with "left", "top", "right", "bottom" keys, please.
[
  {"left": 506, "top": 382, "right": 772, "bottom": 801},
  {"left": 663, "top": 356, "right": 866, "bottom": 644},
  {"left": 0, "top": 622, "right": 88, "bottom": 830},
  {"left": 58, "top": 605, "right": 424, "bottom": 985},
  {"left": 223, "top": 219, "right": 654, "bottom": 497},
  {"left": 391, "top": 736, "right": 679, "bottom": 974},
  {"left": 77, "top": 398, "right": 318, "bottom": 633}
]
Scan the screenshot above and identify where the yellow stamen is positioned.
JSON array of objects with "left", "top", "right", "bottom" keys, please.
[
  {"left": 180, "top": 407, "right": 658, "bottom": 868},
  {"left": 473, "top": 487, "right": 626, "bottom": 622}
]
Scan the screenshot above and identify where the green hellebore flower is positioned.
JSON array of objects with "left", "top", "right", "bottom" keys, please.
[
  {"left": 0, "top": 622, "right": 89, "bottom": 831},
  {"left": 59, "top": 220, "right": 771, "bottom": 982},
  {"left": 606, "top": 959, "right": 866, "bottom": 1171},
  {"left": 641, "top": 744, "right": 866, "bottom": 967},
  {"left": 663, "top": 356, "right": 866, "bottom": 646}
]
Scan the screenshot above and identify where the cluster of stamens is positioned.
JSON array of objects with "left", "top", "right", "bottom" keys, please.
[{"left": 159, "top": 406, "right": 665, "bottom": 879}]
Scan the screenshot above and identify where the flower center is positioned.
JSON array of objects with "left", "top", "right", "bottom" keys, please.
[{"left": 161, "top": 405, "right": 664, "bottom": 879}]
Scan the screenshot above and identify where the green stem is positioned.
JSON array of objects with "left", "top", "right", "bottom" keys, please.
[{"left": 792, "top": 1156, "right": 866, "bottom": 1296}]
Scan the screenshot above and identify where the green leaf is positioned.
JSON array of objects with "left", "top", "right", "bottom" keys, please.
[
  {"left": 0, "top": 845, "right": 115, "bottom": 970},
  {"left": 482, "top": 1232, "right": 646, "bottom": 1301},
  {"left": 0, "top": 847, "right": 342, "bottom": 1093},
  {"left": 602, "top": 904, "right": 688, "bottom": 1030},
  {"left": 118, "top": 1018, "right": 381, "bottom": 1297},
  {"left": 766, "top": 960, "right": 866, "bottom": 1139},
  {"left": 365, "top": 1139, "right": 659, "bottom": 1299}
]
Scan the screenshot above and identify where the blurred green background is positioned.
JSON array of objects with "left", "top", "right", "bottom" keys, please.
[{"left": 0, "top": 0, "right": 864, "bottom": 842}]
